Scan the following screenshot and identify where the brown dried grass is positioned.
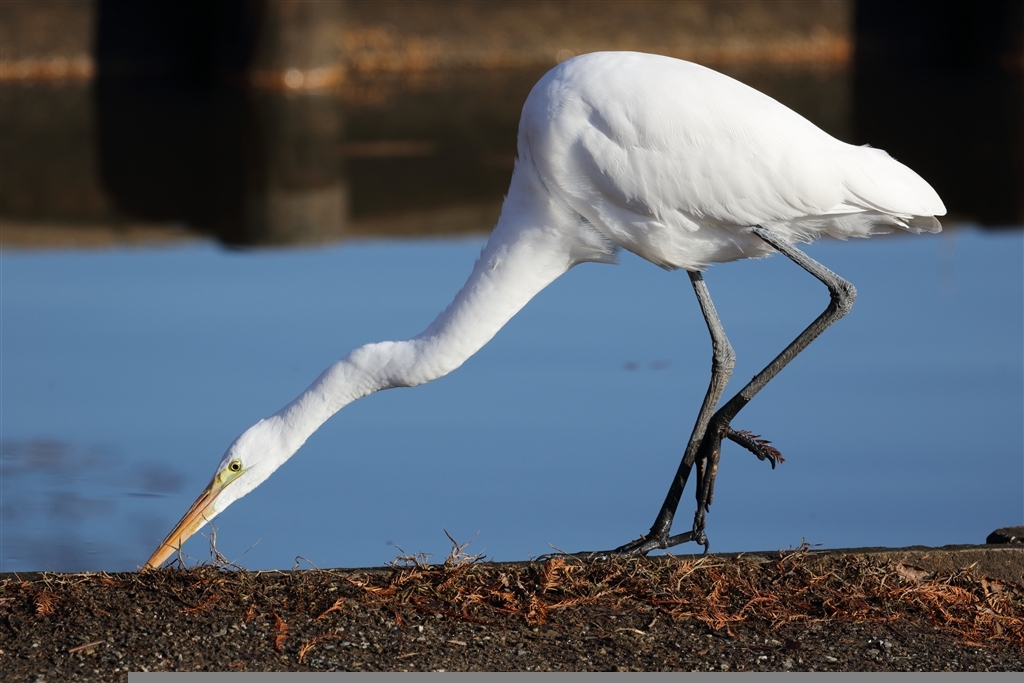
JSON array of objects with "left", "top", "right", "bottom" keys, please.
[
  {"left": 337, "top": 546, "right": 1024, "bottom": 646},
  {"left": 3, "top": 543, "right": 1021, "bottom": 660}
]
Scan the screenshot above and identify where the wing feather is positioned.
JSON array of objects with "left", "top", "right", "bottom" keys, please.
[{"left": 522, "top": 52, "right": 944, "bottom": 269}]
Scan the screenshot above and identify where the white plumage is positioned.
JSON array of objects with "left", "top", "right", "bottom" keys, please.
[
  {"left": 528, "top": 52, "right": 943, "bottom": 270},
  {"left": 146, "top": 52, "right": 945, "bottom": 568}
]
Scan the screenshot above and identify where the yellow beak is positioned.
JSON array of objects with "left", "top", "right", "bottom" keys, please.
[{"left": 144, "top": 476, "right": 223, "bottom": 570}]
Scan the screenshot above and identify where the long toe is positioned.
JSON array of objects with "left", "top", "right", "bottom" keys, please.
[
  {"left": 725, "top": 429, "right": 784, "bottom": 468},
  {"left": 545, "top": 530, "right": 708, "bottom": 562}
]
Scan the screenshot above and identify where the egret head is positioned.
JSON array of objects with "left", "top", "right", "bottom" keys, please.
[{"left": 144, "top": 418, "right": 287, "bottom": 569}]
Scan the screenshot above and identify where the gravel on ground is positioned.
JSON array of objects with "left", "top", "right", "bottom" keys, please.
[{"left": 2, "top": 543, "right": 1023, "bottom": 679}]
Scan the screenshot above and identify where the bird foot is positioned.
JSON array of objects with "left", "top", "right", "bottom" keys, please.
[
  {"left": 692, "top": 426, "right": 781, "bottom": 515},
  {"left": 537, "top": 428, "right": 777, "bottom": 564},
  {"left": 725, "top": 429, "right": 784, "bottom": 468},
  {"left": 537, "top": 528, "right": 709, "bottom": 563}
]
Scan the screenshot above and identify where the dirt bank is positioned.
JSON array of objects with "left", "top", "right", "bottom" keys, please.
[{"left": 2, "top": 544, "right": 1023, "bottom": 678}]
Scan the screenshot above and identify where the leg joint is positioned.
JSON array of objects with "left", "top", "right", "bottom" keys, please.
[
  {"left": 831, "top": 278, "right": 857, "bottom": 316},
  {"left": 712, "top": 339, "right": 736, "bottom": 372}
]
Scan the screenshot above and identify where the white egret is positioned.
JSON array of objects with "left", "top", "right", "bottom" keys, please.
[{"left": 145, "top": 52, "right": 944, "bottom": 569}]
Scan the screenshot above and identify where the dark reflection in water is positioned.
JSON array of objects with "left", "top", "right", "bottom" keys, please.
[
  {"left": 92, "top": 57, "right": 1021, "bottom": 247},
  {"left": 88, "top": 0, "right": 1021, "bottom": 243},
  {"left": 93, "top": 69, "right": 535, "bottom": 245},
  {"left": 1, "top": 439, "right": 119, "bottom": 475},
  {"left": 855, "top": 0, "right": 1023, "bottom": 228},
  {"left": 3, "top": 2, "right": 1017, "bottom": 247},
  {"left": 1, "top": 439, "right": 184, "bottom": 571},
  {"left": 134, "top": 466, "right": 187, "bottom": 495}
]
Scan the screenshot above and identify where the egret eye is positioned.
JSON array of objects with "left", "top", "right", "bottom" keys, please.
[{"left": 228, "top": 460, "right": 242, "bottom": 473}]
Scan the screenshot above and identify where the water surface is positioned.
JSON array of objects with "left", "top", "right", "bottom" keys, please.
[{"left": 2, "top": 226, "right": 1021, "bottom": 571}]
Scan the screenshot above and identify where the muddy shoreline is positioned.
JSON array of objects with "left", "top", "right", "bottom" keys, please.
[{"left": 2, "top": 544, "right": 1023, "bottom": 678}]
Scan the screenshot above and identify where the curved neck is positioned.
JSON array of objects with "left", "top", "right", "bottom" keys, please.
[{"left": 268, "top": 161, "right": 600, "bottom": 456}]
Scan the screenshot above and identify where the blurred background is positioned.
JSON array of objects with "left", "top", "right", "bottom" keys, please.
[
  {"left": 2, "top": 0, "right": 1021, "bottom": 246},
  {"left": 2, "top": 1, "right": 1022, "bottom": 572}
]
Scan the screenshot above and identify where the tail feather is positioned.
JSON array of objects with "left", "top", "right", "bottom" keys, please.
[
  {"left": 899, "top": 214, "right": 942, "bottom": 234},
  {"left": 842, "top": 145, "right": 946, "bottom": 221}
]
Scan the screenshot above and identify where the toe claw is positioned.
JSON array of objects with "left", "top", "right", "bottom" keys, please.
[{"left": 726, "top": 429, "right": 784, "bottom": 467}]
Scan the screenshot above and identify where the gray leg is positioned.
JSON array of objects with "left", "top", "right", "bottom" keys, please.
[
  {"left": 687, "top": 225, "right": 857, "bottom": 542},
  {"left": 558, "top": 226, "right": 855, "bottom": 561},
  {"left": 602, "top": 271, "right": 736, "bottom": 558}
]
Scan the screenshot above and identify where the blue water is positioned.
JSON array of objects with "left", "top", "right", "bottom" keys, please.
[{"left": 2, "top": 227, "right": 1021, "bottom": 572}]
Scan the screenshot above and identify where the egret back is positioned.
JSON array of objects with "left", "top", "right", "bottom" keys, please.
[{"left": 521, "top": 52, "right": 945, "bottom": 270}]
